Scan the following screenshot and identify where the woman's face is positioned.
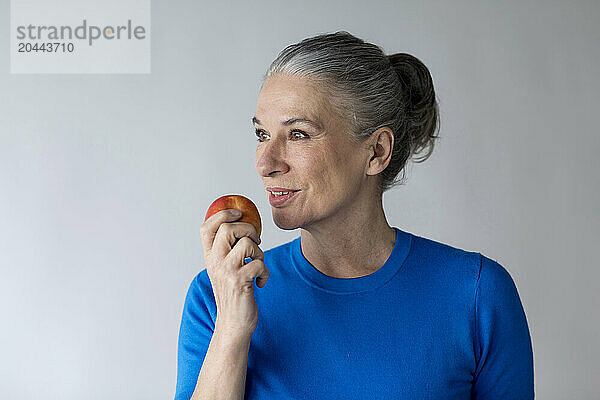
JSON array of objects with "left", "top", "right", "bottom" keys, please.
[{"left": 254, "top": 73, "right": 372, "bottom": 231}]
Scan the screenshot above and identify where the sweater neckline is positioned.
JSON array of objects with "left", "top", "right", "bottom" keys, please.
[{"left": 290, "top": 227, "right": 412, "bottom": 294}]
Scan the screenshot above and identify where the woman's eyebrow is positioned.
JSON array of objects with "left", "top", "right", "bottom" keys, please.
[{"left": 252, "top": 116, "right": 324, "bottom": 131}]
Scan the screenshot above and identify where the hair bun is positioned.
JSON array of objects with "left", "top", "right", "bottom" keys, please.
[
  {"left": 388, "top": 53, "right": 435, "bottom": 112},
  {"left": 388, "top": 53, "right": 440, "bottom": 162}
]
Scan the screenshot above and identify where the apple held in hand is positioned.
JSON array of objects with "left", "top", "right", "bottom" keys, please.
[{"left": 205, "top": 194, "right": 262, "bottom": 237}]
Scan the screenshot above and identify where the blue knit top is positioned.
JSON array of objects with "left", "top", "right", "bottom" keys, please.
[{"left": 175, "top": 227, "right": 534, "bottom": 399}]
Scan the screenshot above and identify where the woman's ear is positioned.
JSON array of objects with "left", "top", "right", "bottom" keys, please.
[{"left": 366, "top": 127, "right": 394, "bottom": 175}]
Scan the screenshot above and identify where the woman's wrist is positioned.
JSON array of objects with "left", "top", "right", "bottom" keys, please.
[{"left": 214, "top": 320, "right": 254, "bottom": 346}]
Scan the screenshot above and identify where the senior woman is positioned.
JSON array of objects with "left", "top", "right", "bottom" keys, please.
[{"left": 175, "top": 31, "right": 534, "bottom": 400}]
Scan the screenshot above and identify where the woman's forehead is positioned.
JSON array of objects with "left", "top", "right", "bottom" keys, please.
[{"left": 256, "top": 75, "right": 333, "bottom": 124}]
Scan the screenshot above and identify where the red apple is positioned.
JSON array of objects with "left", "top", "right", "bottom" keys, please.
[{"left": 204, "top": 194, "right": 262, "bottom": 237}]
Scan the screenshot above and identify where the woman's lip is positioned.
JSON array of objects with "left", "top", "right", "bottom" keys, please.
[
  {"left": 267, "top": 188, "right": 301, "bottom": 192},
  {"left": 268, "top": 190, "right": 300, "bottom": 206}
]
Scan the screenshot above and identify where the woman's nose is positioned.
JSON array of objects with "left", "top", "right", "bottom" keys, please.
[{"left": 255, "top": 138, "right": 289, "bottom": 177}]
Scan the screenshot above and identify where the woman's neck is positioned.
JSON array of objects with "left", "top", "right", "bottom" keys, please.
[{"left": 299, "top": 196, "right": 397, "bottom": 278}]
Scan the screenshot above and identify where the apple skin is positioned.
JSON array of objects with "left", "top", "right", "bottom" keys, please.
[{"left": 204, "top": 194, "right": 262, "bottom": 237}]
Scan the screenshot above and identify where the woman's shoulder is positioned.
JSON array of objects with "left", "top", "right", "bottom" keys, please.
[
  {"left": 408, "top": 232, "right": 522, "bottom": 310},
  {"left": 408, "top": 231, "right": 509, "bottom": 284},
  {"left": 410, "top": 231, "right": 481, "bottom": 262}
]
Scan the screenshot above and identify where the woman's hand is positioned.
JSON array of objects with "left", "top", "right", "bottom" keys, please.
[{"left": 200, "top": 209, "right": 270, "bottom": 337}]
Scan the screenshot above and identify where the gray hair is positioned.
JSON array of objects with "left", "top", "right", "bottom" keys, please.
[{"left": 262, "top": 30, "right": 440, "bottom": 194}]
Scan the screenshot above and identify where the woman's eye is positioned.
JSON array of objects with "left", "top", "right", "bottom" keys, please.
[
  {"left": 255, "top": 129, "right": 267, "bottom": 142},
  {"left": 291, "top": 130, "right": 308, "bottom": 139}
]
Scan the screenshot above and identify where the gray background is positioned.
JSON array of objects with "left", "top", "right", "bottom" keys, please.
[{"left": 1, "top": 0, "right": 599, "bottom": 399}]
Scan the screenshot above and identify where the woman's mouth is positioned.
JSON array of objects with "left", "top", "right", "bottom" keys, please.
[{"left": 268, "top": 190, "right": 300, "bottom": 207}]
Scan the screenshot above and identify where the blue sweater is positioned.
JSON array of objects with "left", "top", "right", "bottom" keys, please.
[{"left": 175, "top": 227, "right": 534, "bottom": 399}]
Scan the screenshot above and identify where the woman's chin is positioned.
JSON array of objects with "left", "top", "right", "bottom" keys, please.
[{"left": 272, "top": 214, "right": 301, "bottom": 231}]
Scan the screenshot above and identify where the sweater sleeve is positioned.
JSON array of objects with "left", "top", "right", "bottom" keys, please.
[
  {"left": 174, "top": 270, "right": 216, "bottom": 400},
  {"left": 472, "top": 254, "right": 535, "bottom": 399}
]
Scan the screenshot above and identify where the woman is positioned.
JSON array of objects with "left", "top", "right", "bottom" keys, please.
[{"left": 175, "top": 31, "right": 534, "bottom": 399}]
